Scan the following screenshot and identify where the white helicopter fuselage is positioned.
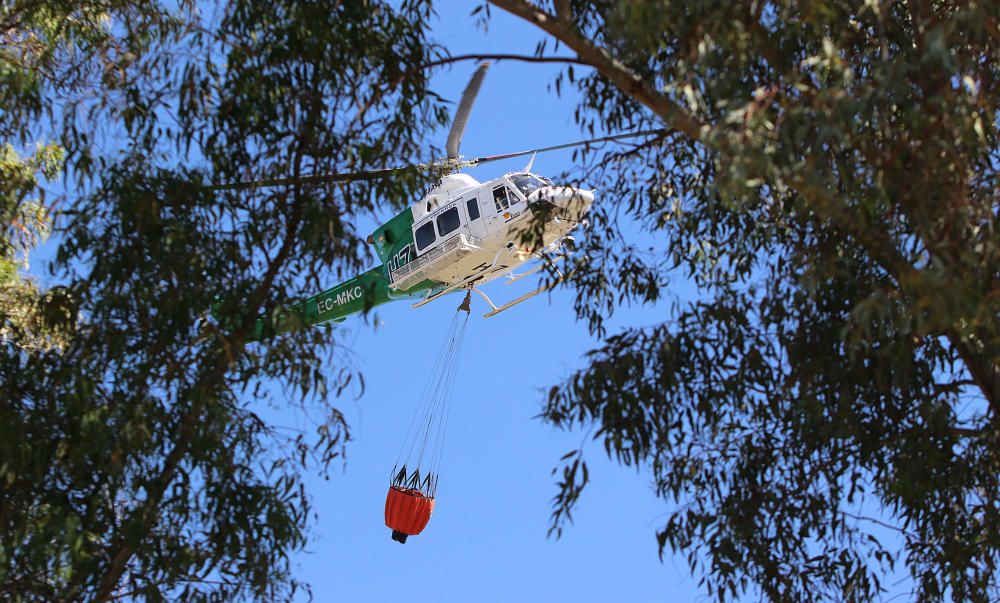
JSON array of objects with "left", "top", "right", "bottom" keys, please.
[{"left": 385, "top": 171, "right": 593, "bottom": 299}]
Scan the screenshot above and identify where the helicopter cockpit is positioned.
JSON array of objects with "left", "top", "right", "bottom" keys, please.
[{"left": 509, "top": 173, "right": 553, "bottom": 197}]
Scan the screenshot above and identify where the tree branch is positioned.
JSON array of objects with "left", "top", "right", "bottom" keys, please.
[
  {"left": 951, "top": 426, "right": 984, "bottom": 438},
  {"left": 950, "top": 335, "right": 1000, "bottom": 417},
  {"left": 486, "top": 0, "right": 705, "bottom": 141},
  {"left": 88, "top": 94, "right": 322, "bottom": 600},
  {"left": 89, "top": 206, "right": 306, "bottom": 601},
  {"left": 489, "top": 0, "right": 1000, "bottom": 422},
  {"left": 840, "top": 510, "right": 912, "bottom": 537}
]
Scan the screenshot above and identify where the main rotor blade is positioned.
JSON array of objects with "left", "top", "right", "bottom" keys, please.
[
  {"left": 471, "top": 128, "right": 668, "bottom": 167},
  {"left": 205, "top": 165, "right": 413, "bottom": 192},
  {"left": 445, "top": 62, "right": 491, "bottom": 159},
  {"left": 205, "top": 128, "right": 668, "bottom": 191},
  {"left": 205, "top": 158, "right": 473, "bottom": 192}
]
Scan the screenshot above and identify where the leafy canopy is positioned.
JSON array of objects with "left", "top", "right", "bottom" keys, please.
[
  {"left": 1, "top": 0, "right": 447, "bottom": 600},
  {"left": 5, "top": 0, "right": 999, "bottom": 600},
  {"left": 487, "top": 0, "right": 1000, "bottom": 600}
]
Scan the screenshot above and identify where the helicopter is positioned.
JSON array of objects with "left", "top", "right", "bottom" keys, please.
[{"left": 210, "top": 63, "right": 659, "bottom": 339}]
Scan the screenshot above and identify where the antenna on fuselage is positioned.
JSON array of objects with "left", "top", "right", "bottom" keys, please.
[{"left": 523, "top": 151, "right": 537, "bottom": 173}]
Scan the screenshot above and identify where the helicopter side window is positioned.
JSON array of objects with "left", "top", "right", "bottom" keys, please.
[
  {"left": 493, "top": 186, "right": 510, "bottom": 213},
  {"left": 436, "top": 207, "right": 460, "bottom": 237},
  {"left": 466, "top": 197, "right": 480, "bottom": 221},
  {"left": 415, "top": 221, "right": 436, "bottom": 251}
]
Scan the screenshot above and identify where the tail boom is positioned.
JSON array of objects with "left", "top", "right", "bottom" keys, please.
[{"left": 252, "top": 266, "right": 393, "bottom": 339}]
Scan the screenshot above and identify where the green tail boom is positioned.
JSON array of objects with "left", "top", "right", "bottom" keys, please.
[{"left": 252, "top": 266, "right": 394, "bottom": 340}]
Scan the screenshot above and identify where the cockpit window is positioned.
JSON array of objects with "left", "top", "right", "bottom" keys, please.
[{"left": 510, "top": 174, "right": 551, "bottom": 197}]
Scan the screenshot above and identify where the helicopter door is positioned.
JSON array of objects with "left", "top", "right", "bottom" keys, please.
[
  {"left": 482, "top": 184, "right": 514, "bottom": 234},
  {"left": 464, "top": 195, "right": 488, "bottom": 239}
]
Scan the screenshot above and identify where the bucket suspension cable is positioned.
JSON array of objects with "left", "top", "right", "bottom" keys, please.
[
  {"left": 384, "top": 291, "right": 472, "bottom": 543},
  {"left": 391, "top": 295, "right": 470, "bottom": 494}
]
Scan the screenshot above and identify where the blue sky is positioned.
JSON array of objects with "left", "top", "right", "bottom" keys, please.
[{"left": 284, "top": 3, "right": 709, "bottom": 601}]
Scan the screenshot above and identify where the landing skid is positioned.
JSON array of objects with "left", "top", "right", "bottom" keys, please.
[
  {"left": 472, "top": 277, "right": 562, "bottom": 318},
  {"left": 475, "top": 250, "right": 566, "bottom": 318},
  {"left": 503, "top": 249, "right": 568, "bottom": 285}
]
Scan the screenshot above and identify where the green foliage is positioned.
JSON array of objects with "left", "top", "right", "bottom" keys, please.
[
  {"left": 0, "top": 139, "right": 66, "bottom": 350},
  {"left": 7, "top": 0, "right": 996, "bottom": 599},
  {"left": 1, "top": 0, "right": 444, "bottom": 600},
  {"left": 0, "top": 142, "right": 61, "bottom": 279},
  {"left": 495, "top": 0, "right": 1000, "bottom": 600}
]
